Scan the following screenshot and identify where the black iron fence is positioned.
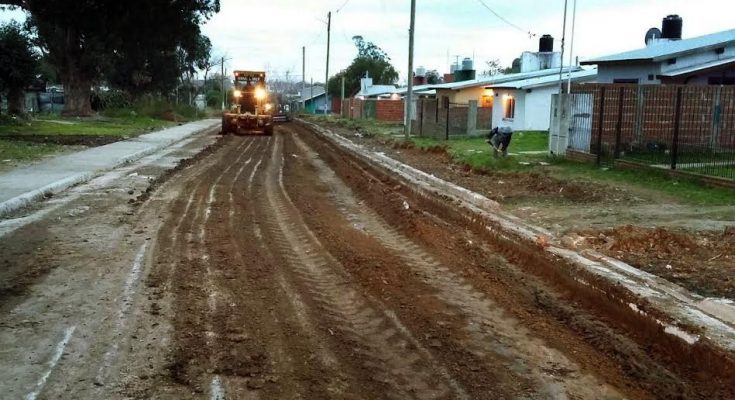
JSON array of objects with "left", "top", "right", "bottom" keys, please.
[{"left": 568, "top": 84, "right": 735, "bottom": 180}]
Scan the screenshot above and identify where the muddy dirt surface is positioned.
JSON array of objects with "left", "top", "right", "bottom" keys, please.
[
  {"left": 314, "top": 121, "right": 735, "bottom": 301},
  {"left": 1, "top": 123, "right": 734, "bottom": 399},
  {"left": 570, "top": 225, "right": 735, "bottom": 299}
]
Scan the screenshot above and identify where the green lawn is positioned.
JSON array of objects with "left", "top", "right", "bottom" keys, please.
[
  {"left": 410, "top": 131, "right": 550, "bottom": 171},
  {"left": 550, "top": 160, "right": 735, "bottom": 206},
  {"left": 0, "top": 116, "right": 174, "bottom": 137},
  {"left": 307, "top": 115, "right": 735, "bottom": 206},
  {"left": 0, "top": 140, "right": 62, "bottom": 163}
]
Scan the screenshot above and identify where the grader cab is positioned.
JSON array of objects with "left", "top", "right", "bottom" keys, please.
[{"left": 221, "top": 70, "right": 274, "bottom": 135}]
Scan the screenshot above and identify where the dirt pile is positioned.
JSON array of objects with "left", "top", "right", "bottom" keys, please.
[{"left": 578, "top": 225, "right": 735, "bottom": 299}]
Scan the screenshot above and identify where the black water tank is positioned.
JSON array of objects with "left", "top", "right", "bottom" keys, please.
[
  {"left": 662, "top": 15, "right": 683, "bottom": 40},
  {"left": 539, "top": 35, "right": 554, "bottom": 52}
]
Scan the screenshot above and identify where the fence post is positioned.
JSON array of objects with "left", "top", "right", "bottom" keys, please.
[
  {"left": 710, "top": 86, "right": 722, "bottom": 151},
  {"left": 671, "top": 87, "right": 683, "bottom": 170},
  {"left": 596, "top": 87, "right": 606, "bottom": 167},
  {"left": 614, "top": 86, "right": 625, "bottom": 159},
  {"left": 419, "top": 98, "right": 424, "bottom": 137},
  {"left": 467, "top": 100, "right": 478, "bottom": 136},
  {"left": 445, "top": 98, "right": 450, "bottom": 141},
  {"left": 633, "top": 85, "right": 644, "bottom": 145}
]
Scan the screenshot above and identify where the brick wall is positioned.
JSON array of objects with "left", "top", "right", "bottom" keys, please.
[
  {"left": 375, "top": 100, "right": 405, "bottom": 122},
  {"left": 572, "top": 84, "right": 735, "bottom": 152}
]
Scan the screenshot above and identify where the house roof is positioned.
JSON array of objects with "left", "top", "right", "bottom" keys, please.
[
  {"left": 581, "top": 29, "right": 735, "bottom": 64},
  {"left": 428, "top": 67, "right": 582, "bottom": 91},
  {"left": 487, "top": 68, "right": 597, "bottom": 90},
  {"left": 301, "top": 86, "right": 326, "bottom": 102},
  {"left": 393, "top": 84, "right": 434, "bottom": 95},
  {"left": 357, "top": 84, "right": 397, "bottom": 97},
  {"left": 659, "top": 56, "right": 735, "bottom": 76}
]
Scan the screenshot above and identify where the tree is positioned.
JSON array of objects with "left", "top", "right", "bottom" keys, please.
[
  {"left": 0, "top": 21, "right": 38, "bottom": 115},
  {"left": 327, "top": 36, "right": 399, "bottom": 97},
  {"left": 425, "top": 69, "right": 441, "bottom": 84},
  {"left": 481, "top": 59, "right": 504, "bottom": 77},
  {"left": 2, "top": 0, "right": 220, "bottom": 115}
]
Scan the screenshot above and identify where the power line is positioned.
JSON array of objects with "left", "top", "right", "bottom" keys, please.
[
  {"left": 475, "top": 0, "right": 537, "bottom": 38},
  {"left": 335, "top": 0, "right": 351, "bottom": 13}
]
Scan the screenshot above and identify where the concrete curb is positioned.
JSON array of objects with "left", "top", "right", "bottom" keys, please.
[
  {"left": 0, "top": 121, "right": 219, "bottom": 219},
  {"left": 299, "top": 118, "right": 735, "bottom": 353}
]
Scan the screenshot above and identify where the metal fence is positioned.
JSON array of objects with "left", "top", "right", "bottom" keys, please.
[{"left": 569, "top": 84, "right": 735, "bottom": 180}]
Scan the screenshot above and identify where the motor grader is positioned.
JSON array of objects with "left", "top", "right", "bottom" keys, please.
[{"left": 221, "top": 70, "right": 274, "bottom": 135}]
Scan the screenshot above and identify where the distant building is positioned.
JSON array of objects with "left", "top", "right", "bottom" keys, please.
[
  {"left": 581, "top": 16, "right": 735, "bottom": 85},
  {"left": 301, "top": 85, "right": 328, "bottom": 114}
]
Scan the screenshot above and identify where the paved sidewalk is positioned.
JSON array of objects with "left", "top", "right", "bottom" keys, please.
[{"left": 0, "top": 119, "right": 219, "bottom": 217}]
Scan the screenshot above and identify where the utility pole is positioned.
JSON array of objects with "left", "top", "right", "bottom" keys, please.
[
  {"left": 221, "top": 56, "right": 226, "bottom": 110},
  {"left": 554, "top": 0, "right": 569, "bottom": 155},
  {"left": 405, "top": 0, "right": 416, "bottom": 138},
  {"left": 302, "top": 46, "right": 306, "bottom": 110},
  {"left": 566, "top": 0, "right": 578, "bottom": 94},
  {"left": 325, "top": 11, "right": 332, "bottom": 115},
  {"left": 341, "top": 76, "right": 345, "bottom": 116}
]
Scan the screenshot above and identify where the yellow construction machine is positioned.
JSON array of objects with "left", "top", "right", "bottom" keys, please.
[{"left": 221, "top": 70, "right": 274, "bottom": 135}]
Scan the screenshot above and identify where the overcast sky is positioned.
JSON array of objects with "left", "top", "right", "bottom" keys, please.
[{"left": 2, "top": 1, "right": 733, "bottom": 85}]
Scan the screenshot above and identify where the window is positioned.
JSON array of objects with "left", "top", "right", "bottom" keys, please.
[
  {"left": 667, "top": 58, "right": 677, "bottom": 65},
  {"left": 613, "top": 78, "right": 639, "bottom": 84},
  {"left": 503, "top": 95, "right": 516, "bottom": 119}
]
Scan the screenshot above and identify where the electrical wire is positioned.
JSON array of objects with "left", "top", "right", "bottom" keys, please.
[
  {"left": 475, "top": 0, "right": 537, "bottom": 38},
  {"left": 335, "top": 0, "right": 351, "bottom": 13}
]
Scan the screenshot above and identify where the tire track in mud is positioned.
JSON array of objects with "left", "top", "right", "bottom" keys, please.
[
  {"left": 234, "top": 137, "right": 355, "bottom": 399},
  {"left": 288, "top": 122, "right": 735, "bottom": 399},
  {"left": 287, "top": 133, "right": 624, "bottom": 399},
  {"left": 254, "top": 134, "right": 466, "bottom": 400},
  {"left": 153, "top": 138, "right": 255, "bottom": 392}
]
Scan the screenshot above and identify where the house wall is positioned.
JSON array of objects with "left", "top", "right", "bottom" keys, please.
[
  {"left": 660, "top": 42, "right": 735, "bottom": 75},
  {"left": 492, "top": 89, "right": 526, "bottom": 131},
  {"left": 524, "top": 86, "right": 558, "bottom": 131},
  {"left": 596, "top": 63, "right": 662, "bottom": 84},
  {"left": 596, "top": 43, "right": 735, "bottom": 84},
  {"left": 435, "top": 87, "right": 484, "bottom": 104}
]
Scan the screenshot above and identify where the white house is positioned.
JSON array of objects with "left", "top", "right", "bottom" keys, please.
[
  {"left": 488, "top": 69, "right": 597, "bottom": 131},
  {"left": 581, "top": 16, "right": 735, "bottom": 85},
  {"left": 355, "top": 74, "right": 397, "bottom": 99}
]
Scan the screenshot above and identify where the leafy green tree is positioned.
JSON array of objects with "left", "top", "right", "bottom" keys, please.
[
  {"left": 0, "top": 21, "right": 38, "bottom": 115},
  {"left": 425, "top": 69, "right": 441, "bottom": 84},
  {"left": 2, "top": 0, "right": 220, "bottom": 115},
  {"left": 327, "top": 36, "right": 398, "bottom": 97}
]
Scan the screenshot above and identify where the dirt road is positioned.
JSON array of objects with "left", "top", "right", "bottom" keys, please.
[{"left": 1, "top": 123, "right": 733, "bottom": 399}]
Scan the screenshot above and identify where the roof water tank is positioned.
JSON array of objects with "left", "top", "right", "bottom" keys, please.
[
  {"left": 662, "top": 15, "right": 682, "bottom": 40},
  {"left": 416, "top": 66, "right": 426, "bottom": 77},
  {"left": 462, "top": 57, "right": 473, "bottom": 71},
  {"left": 539, "top": 34, "right": 554, "bottom": 52},
  {"left": 450, "top": 62, "right": 459, "bottom": 73}
]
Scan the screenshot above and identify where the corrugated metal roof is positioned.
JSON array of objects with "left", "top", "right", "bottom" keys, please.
[
  {"left": 301, "top": 86, "right": 326, "bottom": 102},
  {"left": 428, "top": 67, "right": 582, "bottom": 90},
  {"left": 393, "top": 84, "right": 434, "bottom": 95},
  {"left": 357, "top": 84, "right": 397, "bottom": 97},
  {"left": 488, "top": 69, "right": 597, "bottom": 90},
  {"left": 581, "top": 29, "right": 735, "bottom": 64},
  {"left": 659, "top": 56, "right": 735, "bottom": 76}
]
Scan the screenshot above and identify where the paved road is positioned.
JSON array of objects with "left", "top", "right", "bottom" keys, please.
[{"left": 0, "top": 123, "right": 732, "bottom": 399}]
